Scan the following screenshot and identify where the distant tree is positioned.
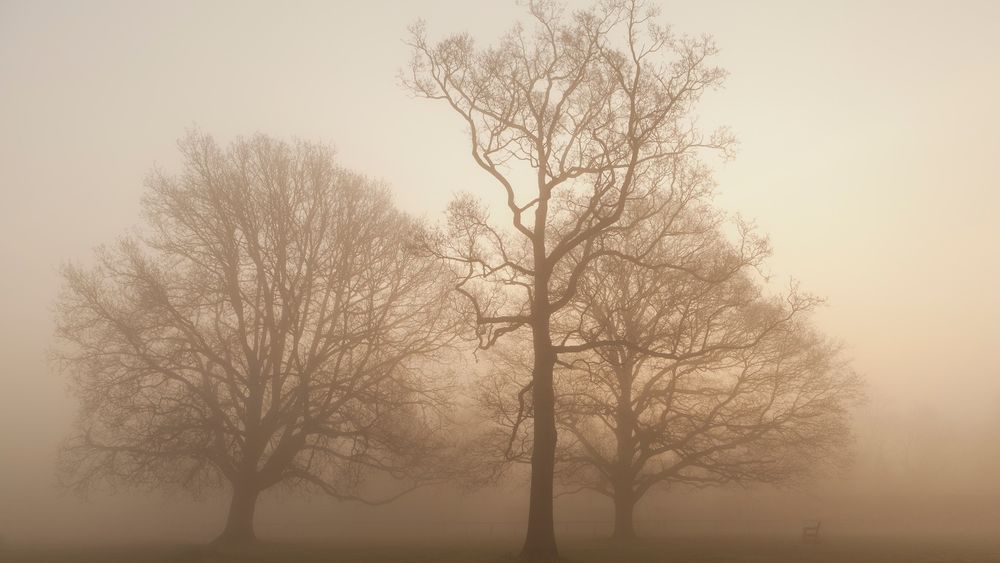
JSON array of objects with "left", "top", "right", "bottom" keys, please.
[
  {"left": 406, "top": 0, "right": 732, "bottom": 558},
  {"left": 55, "top": 133, "right": 457, "bottom": 544},
  {"left": 481, "top": 211, "right": 862, "bottom": 539}
]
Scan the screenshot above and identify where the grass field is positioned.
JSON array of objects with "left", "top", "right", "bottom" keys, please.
[{"left": 4, "top": 536, "right": 1000, "bottom": 563}]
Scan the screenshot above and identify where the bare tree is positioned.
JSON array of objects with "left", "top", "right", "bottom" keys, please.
[
  {"left": 405, "top": 1, "right": 732, "bottom": 558},
  {"left": 481, "top": 213, "right": 861, "bottom": 540},
  {"left": 54, "top": 133, "right": 457, "bottom": 544},
  {"left": 404, "top": 0, "right": 731, "bottom": 561}
]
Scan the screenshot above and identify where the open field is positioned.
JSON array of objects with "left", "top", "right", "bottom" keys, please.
[{"left": 4, "top": 536, "right": 1000, "bottom": 563}]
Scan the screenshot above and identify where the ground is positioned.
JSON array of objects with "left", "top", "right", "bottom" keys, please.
[{"left": 4, "top": 536, "right": 1000, "bottom": 563}]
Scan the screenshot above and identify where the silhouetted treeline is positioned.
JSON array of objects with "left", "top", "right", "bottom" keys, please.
[{"left": 53, "top": 1, "right": 862, "bottom": 561}]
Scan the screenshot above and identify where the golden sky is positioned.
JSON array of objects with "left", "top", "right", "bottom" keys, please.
[{"left": 1, "top": 0, "right": 998, "bottom": 541}]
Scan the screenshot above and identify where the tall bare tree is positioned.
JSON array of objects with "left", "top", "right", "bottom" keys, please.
[
  {"left": 406, "top": 0, "right": 733, "bottom": 558},
  {"left": 54, "top": 133, "right": 457, "bottom": 543},
  {"left": 481, "top": 214, "right": 861, "bottom": 539}
]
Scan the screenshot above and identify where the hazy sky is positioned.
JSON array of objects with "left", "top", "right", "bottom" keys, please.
[{"left": 2, "top": 0, "right": 999, "bottom": 543}]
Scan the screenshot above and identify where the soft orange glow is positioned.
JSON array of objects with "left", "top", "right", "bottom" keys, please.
[{"left": 0, "top": 0, "right": 997, "bottom": 553}]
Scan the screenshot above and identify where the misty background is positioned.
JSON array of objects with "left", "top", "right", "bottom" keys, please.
[{"left": 1, "top": 0, "right": 999, "bottom": 544}]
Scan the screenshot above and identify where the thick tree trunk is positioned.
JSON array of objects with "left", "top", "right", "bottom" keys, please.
[
  {"left": 612, "top": 485, "right": 637, "bottom": 540},
  {"left": 520, "top": 330, "right": 559, "bottom": 561},
  {"left": 612, "top": 360, "right": 637, "bottom": 541},
  {"left": 214, "top": 481, "right": 260, "bottom": 544}
]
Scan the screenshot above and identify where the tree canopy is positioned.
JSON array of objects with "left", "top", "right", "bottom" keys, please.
[{"left": 55, "top": 133, "right": 458, "bottom": 542}]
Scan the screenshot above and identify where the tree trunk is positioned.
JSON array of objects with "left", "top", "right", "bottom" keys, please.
[
  {"left": 612, "top": 359, "right": 637, "bottom": 541},
  {"left": 612, "top": 484, "right": 637, "bottom": 540},
  {"left": 520, "top": 333, "right": 559, "bottom": 561},
  {"left": 214, "top": 481, "right": 260, "bottom": 544}
]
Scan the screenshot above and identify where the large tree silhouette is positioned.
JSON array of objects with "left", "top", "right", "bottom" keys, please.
[
  {"left": 406, "top": 0, "right": 732, "bottom": 558},
  {"left": 481, "top": 211, "right": 861, "bottom": 539},
  {"left": 55, "top": 133, "right": 457, "bottom": 543}
]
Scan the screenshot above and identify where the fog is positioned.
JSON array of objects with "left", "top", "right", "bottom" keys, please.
[{"left": 1, "top": 0, "right": 999, "bottom": 557}]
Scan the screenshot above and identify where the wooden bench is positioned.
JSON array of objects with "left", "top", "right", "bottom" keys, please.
[{"left": 802, "top": 520, "right": 821, "bottom": 542}]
